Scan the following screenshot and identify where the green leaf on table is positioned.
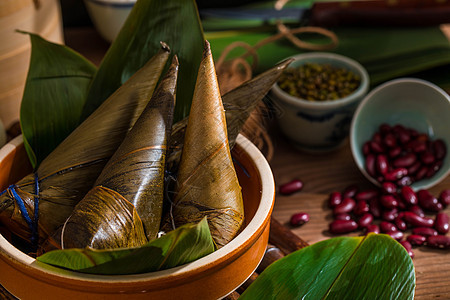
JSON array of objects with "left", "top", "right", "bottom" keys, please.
[
  {"left": 240, "top": 233, "right": 415, "bottom": 300},
  {"left": 20, "top": 33, "right": 97, "bottom": 169},
  {"left": 36, "top": 217, "right": 215, "bottom": 275},
  {"left": 84, "top": 0, "right": 205, "bottom": 123}
]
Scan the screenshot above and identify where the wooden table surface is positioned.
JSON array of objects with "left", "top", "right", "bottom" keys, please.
[{"left": 64, "top": 27, "right": 450, "bottom": 299}]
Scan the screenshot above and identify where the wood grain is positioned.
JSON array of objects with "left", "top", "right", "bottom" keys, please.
[{"left": 269, "top": 125, "right": 450, "bottom": 299}]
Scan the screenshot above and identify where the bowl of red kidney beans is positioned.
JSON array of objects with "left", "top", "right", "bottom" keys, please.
[{"left": 350, "top": 78, "right": 450, "bottom": 191}]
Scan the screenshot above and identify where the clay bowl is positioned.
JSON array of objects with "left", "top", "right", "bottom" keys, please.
[{"left": 0, "top": 134, "right": 275, "bottom": 299}]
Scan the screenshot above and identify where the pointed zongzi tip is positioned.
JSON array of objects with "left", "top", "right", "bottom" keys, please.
[
  {"left": 172, "top": 55, "right": 179, "bottom": 66},
  {"left": 203, "top": 40, "right": 211, "bottom": 59},
  {"left": 160, "top": 41, "right": 171, "bottom": 53}
]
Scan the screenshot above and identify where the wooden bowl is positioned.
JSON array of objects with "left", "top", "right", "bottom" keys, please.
[{"left": 0, "top": 134, "right": 275, "bottom": 299}]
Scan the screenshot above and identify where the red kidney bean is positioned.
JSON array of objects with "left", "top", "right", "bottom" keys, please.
[
  {"left": 406, "top": 139, "right": 427, "bottom": 153},
  {"left": 394, "top": 216, "right": 407, "bottom": 231},
  {"left": 408, "top": 205, "right": 425, "bottom": 218},
  {"left": 369, "top": 197, "right": 382, "bottom": 218},
  {"left": 400, "top": 186, "right": 418, "bottom": 206},
  {"left": 365, "top": 153, "right": 376, "bottom": 177},
  {"left": 354, "top": 200, "right": 369, "bottom": 216},
  {"left": 417, "top": 189, "right": 442, "bottom": 212},
  {"left": 396, "top": 195, "right": 407, "bottom": 210},
  {"left": 382, "top": 208, "right": 398, "bottom": 222},
  {"left": 432, "top": 139, "right": 446, "bottom": 160},
  {"left": 434, "top": 213, "right": 449, "bottom": 234},
  {"left": 290, "top": 212, "right": 310, "bottom": 227},
  {"left": 358, "top": 213, "right": 373, "bottom": 228},
  {"left": 402, "top": 211, "right": 434, "bottom": 228},
  {"left": 365, "top": 224, "right": 380, "bottom": 234},
  {"left": 396, "top": 129, "right": 411, "bottom": 144},
  {"left": 362, "top": 141, "right": 371, "bottom": 156},
  {"left": 333, "top": 198, "right": 356, "bottom": 215},
  {"left": 414, "top": 166, "right": 428, "bottom": 181},
  {"left": 388, "top": 146, "right": 402, "bottom": 158},
  {"left": 376, "top": 154, "right": 389, "bottom": 175},
  {"left": 329, "top": 220, "right": 358, "bottom": 234},
  {"left": 439, "top": 189, "right": 450, "bottom": 207},
  {"left": 279, "top": 179, "right": 303, "bottom": 195},
  {"left": 335, "top": 213, "right": 353, "bottom": 221},
  {"left": 328, "top": 191, "right": 342, "bottom": 208},
  {"left": 427, "top": 235, "right": 450, "bottom": 249},
  {"left": 397, "top": 176, "right": 413, "bottom": 187},
  {"left": 372, "top": 132, "right": 382, "bottom": 143},
  {"left": 412, "top": 227, "right": 438, "bottom": 237},
  {"left": 370, "top": 140, "right": 385, "bottom": 153},
  {"left": 407, "top": 161, "right": 421, "bottom": 175},
  {"left": 386, "top": 231, "right": 404, "bottom": 241},
  {"left": 380, "top": 221, "right": 397, "bottom": 233},
  {"left": 382, "top": 182, "right": 397, "bottom": 194},
  {"left": 379, "top": 195, "right": 398, "bottom": 209},
  {"left": 356, "top": 189, "right": 379, "bottom": 201},
  {"left": 400, "top": 240, "right": 414, "bottom": 258},
  {"left": 420, "top": 151, "right": 435, "bottom": 165},
  {"left": 407, "top": 234, "right": 426, "bottom": 246},
  {"left": 384, "top": 168, "right": 408, "bottom": 182},
  {"left": 342, "top": 184, "right": 359, "bottom": 199},
  {"left": 425, "top": 160, "right": 442, "bottom": 179},
  {"left": 393, "top": 153, "right": 417, "bottom": 168},
  {"left": 379, "top": 123, "right": 391, "bottom": 135},
  {"left": 383, "top": 133, "right": 397, "bottom": 148}
]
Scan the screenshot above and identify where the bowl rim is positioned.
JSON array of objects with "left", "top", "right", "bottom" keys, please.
[
  {"left": 271, "top": 52, "right": 370, "bottom": 110},
  {"left": 350, "top": 77, "right": 450, "bottom": 190},
  {"left": 0, "top": 134, "right": 275, "bottom": 285}
]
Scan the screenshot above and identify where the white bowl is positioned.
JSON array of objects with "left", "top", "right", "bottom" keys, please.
[
  {"left": 270, "top": 52, "right": 369, "bottom": 153},
  {"left": 83, "top": 0, "right": 136, "bottom": 42}
]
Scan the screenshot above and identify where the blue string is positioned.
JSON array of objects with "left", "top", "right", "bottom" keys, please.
[{"left": 2, "top": 173, "right": 40, "bottom": 248}]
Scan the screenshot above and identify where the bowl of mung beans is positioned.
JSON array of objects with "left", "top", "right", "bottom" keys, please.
[{"left": 270, "top": 52, "right": 369, "bottom": 152}]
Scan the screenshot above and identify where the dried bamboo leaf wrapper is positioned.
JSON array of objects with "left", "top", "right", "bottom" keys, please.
[
  {"left": 41, "top": 57, "right": 179, "bottom": 251},
  {"left": 167, "top": 58, "right": 293, "bottom": 172},
  {"left": 170, "top": 41, "right": 244, "bottom": 248},
  {"left": 57, "top": 186, "right": 147, "bottom": 250},
  {"left": 0, "top": 45, "right": 171, "bottom": 244}
]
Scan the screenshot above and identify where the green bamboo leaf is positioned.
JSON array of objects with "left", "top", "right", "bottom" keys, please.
[
  {"left": 84, "top": 0, "right": 204, "bottom": 122},
  {"left": 20, "top": 33, "right": 97, "bottom": 169},
  {"left": 37, "top": 217, "right": 214, "bottom": 275},
  {"left": 241, "top": 234, "right": 415, "bottom": 300}
]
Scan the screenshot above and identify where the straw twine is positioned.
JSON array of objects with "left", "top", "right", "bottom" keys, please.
[{"left": 215, "top": 1, "right": 338, "bottom": 161}]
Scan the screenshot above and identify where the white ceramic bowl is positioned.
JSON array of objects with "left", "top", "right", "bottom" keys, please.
[
  {"left": 350, "top": 78, "right": 450, "bottom": 190},
  {"left": 83, "top": 0, "right": 136, "bottom": 42},
  {"left": 270, "top": 52, "right": 369, "bottom": 153}
]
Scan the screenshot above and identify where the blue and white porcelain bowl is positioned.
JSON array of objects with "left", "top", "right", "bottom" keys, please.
[
  {"left": 270, "top": 52, "right": 369, "bottom": 153},
  {"left": 83, "top": 0, "right": 136, "bottom": 43}
]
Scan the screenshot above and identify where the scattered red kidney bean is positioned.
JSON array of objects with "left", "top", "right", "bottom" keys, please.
[
  {"left": 380, "top": 221, "right": 397, "bottom": 233},
  {"left": 333, "top": 198, "right": 356, "bottom": 215},
  {"left": 407, "top": 234, "right": 426, "bottom": 246},
  {"left": 290, "top": 212, "right": 310, "bottom": 227},
  {"left": 328, "top": 191, "right": 342, "bottom": 208},
  {"left": 335, "top": 213, "right": 353, "bottom": 221},
  {"left": 354, "top": 200, "right": 369, "bottom": 216},
  {"left": 369, "top": 197, "right": 382, "bottom": 218},
  {"left": 427, "top": 235, "right": 450, "bottom": 249},
  {"left": 402, "top": 212, "right": 434, "bottom": 228},
  {"left": 408, "top": 205, "right": 425, "bottom": 218},
  {"left": 329, "top": 220, "right": 358, "bottom": 234},
  {"left": 394, "top": 216, "right": 407, "bottom": 231},
  {"left": 342, "top": 184, "right": 359, "bottom": 199},
  {"left": 412, "top": 227, "right": 438, "bottom": 237},
  {"left": 381, "top": 182, "right": 397, "bottom": 194},
  {"left": 358, "top": 213, "right": 373, "bottom": 228},
  {"left": 365, "top": 224, "right": 380, "bottom": 234},
  {"left": 355, "top": 189, "right": 378, "bottom": 201},
  {"left": 401, "top": 186, "right": 418, "bottom": 206},
  {"left": 279, "top": 179, "right": 303, "bottom": 195},
  {"left": 381, "top": 208, "right": 398, "bottom": 222},
  {"left": 439, "top": 189, "right": 450, "bottom": 207},
  {"left": 387, "top": 231, "right": 404, "bottom": 241},
  {"left": 400, "top": 240, "right": 414, "bottom": 258},
  {"left": 379, "top": 195, "right": 399, "bottom": 209},
  {"left": 434, "top": 213, "right": 449, "bottom": 234},
  {"left": 417, "top": 189, "right": 442, "bottom": 212}
]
